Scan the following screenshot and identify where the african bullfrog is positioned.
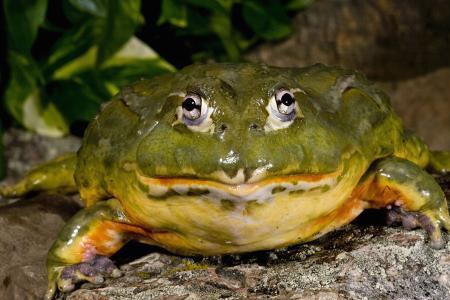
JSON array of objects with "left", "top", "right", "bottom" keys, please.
[{"left": 1, "top": 63, "right": 450, "bottom": 299}]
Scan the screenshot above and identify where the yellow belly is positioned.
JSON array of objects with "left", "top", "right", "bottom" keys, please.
[{"left": 115, "top": 155, "right": 368, "bottom": 255}]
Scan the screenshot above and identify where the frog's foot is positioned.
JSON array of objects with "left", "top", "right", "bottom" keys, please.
[
  {"left": 386, "top": 205, "right": 450, "bottom": 249},
  {"left": 360, "top": 157, "right": 450, "bottom": 249},
  {"left": 44, "top": 199, "right": 154, "bottom": 299},
  {"left": 46, "top": 256, "right": 122, "bottom": 299}
]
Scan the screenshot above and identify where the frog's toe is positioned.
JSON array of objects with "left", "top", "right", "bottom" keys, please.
[
  {"left": 387, "top": 205, "right": 449, "bottom": 249},
  {"left": 46, "top": 256, "right": 122, "bottom": 299},
  {"left": 386, "top": 206, "right": 420, "bottom": 229},
  {"left": 0, "top": 183, "right": 20, "bottom": 199}
]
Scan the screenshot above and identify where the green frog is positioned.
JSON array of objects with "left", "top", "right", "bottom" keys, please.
[{"left": 1, "top": 63, "right": 450, "bottom": 299}]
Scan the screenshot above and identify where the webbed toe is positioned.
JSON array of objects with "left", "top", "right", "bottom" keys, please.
[
  {"left": 386, "top": 204, "right": 450, "bottom": 249},
  {"left": 46, "top": 256, "right": 122, "bottom": 299}
]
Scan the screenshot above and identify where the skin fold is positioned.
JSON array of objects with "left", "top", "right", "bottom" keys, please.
[{"left": 0, "top": 63, "right": 449, "bottom": 299}]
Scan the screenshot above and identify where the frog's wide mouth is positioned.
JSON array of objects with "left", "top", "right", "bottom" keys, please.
[{"left": 136, "top": 167, "right": 343, "bottom": 203}]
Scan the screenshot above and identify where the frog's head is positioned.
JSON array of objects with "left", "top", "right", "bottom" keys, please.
[{"left": 122, "top": 63, "right": 389, "bottom": 200}]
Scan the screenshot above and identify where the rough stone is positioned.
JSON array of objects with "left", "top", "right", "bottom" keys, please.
[
  {"left": 378, "top": 68, "right": 450, "bottom": 151},
  {"left": 2, "top": 128, "right": 81, "bottom": 182},
  {"left": 0, "top": 129, "right": 81, "bottom": 299},
  {"left": 247, "top": 0, "right": 450, "bottom": 81},
  {"left": 0, "top": 195, "right": 81, "bottom": 300},
  {"left": 65, "top": 211, "right": 450, "bottom": 300}
]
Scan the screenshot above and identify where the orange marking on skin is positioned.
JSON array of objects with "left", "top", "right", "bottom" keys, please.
[
  {"left": 364, "top": 179, "right": 407, "bottom": 208},
  {"left": 303, "top": 178, "right": 406, "bottom": 238},
  {"left": 80, "top": 221, "right": 167, "bottom": 258},
  {"left": 308, "top": 189, "right": 366, "bottom": 235}
]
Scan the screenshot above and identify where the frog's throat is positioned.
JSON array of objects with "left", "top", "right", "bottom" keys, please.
[{"left": 136, "top": 166, "right": 343, "bottom": 203}]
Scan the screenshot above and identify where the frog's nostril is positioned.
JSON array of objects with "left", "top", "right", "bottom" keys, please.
[
  {"left": 249, "top": 123, "right": 261, "bottom": 131},
  {"left": 219, "top": 124, "right": 228, "bottom": 132}
]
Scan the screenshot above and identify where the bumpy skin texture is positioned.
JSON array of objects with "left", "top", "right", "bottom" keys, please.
[{"left": 1, "top": 63, "right": 450, "bottom": 299}]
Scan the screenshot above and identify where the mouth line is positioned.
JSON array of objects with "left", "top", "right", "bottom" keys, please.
[{"left": 137, "top": 170, "right": 342, "bottom": 202}]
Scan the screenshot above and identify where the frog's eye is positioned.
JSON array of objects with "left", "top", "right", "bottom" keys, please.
[
  {"left": 182, "top": 93, "right": 202, "bottom": 121},
  {"left": 275, "top": 89, "right": 296, "bottom": 115},
  {"left": 264, "top": 88, "right": 303, "bottom": 132},
  {"left": 174, "top": 92, "right": 214, "bottom": 132}
]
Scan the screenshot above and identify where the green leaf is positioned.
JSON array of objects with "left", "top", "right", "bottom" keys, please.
[
  {"left": 5, "top": 52, "right": 68, "bottom": 136},
  {"left": 51, "top": 36, "right": 174, "bottom": 79},
  {"left": 4, "top": 52, "right": 69, "bottom": 137},
  {"left": 67, "top": 0, "right": 143, "bottom": 66},
  {"left": 43, "top": 78, "right": 105, "bottom": 125},
  {"left": 4, "top": 52, "right": 43, "bottom": 122},
  {"left": 22, "top": 90, "right": 69, "bottom": 137},
  {"left": 158, "top": 0, "right": 188, "bottom": 28},
  {"left": 285, "top": 0, "right": 314, "bottom": 10},
  {"left": 67, "top": 0, "right": 108, "bottom": 17},
  {"left": 180, "top": 7, "right": 212, "bottom": 36},
  {"left": 22, "top": 37, "right": 174, "bottom": 136},
  {"left": 96, "top": 36, "right": 175, "bottom": 95},
  {"left": 42, "top": 23, "right": 96, "bottom": 79},
  {"left": 95, "top": 0, "right": 143, "bottom": 65},
  {"left": 182, "top": 0, "right": 228, "bottom": 14},
  {"left": 94, "top": 0, "right": 144, "bottom": 65},
  {"left": 100, "top": 59, "right": 175, "bottom": 88},
  {"left": 210, "top": 11, "right": 240, "bottom": 61},
  {"left": 4, "top": 0, "right": 48, "bottom": 54},
  {"left": 242, "top": 0, "right": 292, "bottom": 40}
]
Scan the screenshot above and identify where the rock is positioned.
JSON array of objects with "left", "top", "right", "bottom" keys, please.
[
  {"left": 65, "top": 207, "right": 450, "bottom": 300},
  {"left": 378, "top": 68, "right": 450, "bottom": 151},
  {"left": 0, "top": 196, "right": 81, "bottom": 300},
  {"left": 247, "top": 0, "right": 450, "bottom": 81},
  {"left": 0, "top": 129, "right": 82, "bottom": 299},
  {"left": 3, "top": 128, "right": 81, "bottom": 182}
]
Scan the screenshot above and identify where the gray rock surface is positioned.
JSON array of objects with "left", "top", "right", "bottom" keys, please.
[
  {"left": 0, "top": 195, "right": 81, "bottom": 300},
  {"left": 0, "top": 130, "right": 81, "bottom": 299},
  {"left": 68, "top": 224, "right": 450, "bottom": 300},
  {"left": 247, "top": 0, "right": 450, "bottom": 81},
  {"left": 0, "top": 130, "right": 449, "bottom": 300},
  {"left": 2, "top": 128, "right": 81, "bottom": 182},
  {"left": 379, "top": 68, "right": 450, "bottom": 151}
]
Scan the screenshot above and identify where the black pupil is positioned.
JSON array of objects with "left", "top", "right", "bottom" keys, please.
[
  {"left": 280, "top": 93, "right": 294, "bottom": 106},
  {"left": 182, "top": 98, "right": 198, "bottom": 111}
]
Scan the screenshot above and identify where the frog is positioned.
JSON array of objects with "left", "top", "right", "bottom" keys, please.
[{"left": 1, "top": 63, "right": 450, "bottom": 299}]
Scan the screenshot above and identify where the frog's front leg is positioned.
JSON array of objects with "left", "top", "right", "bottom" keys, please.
[
  {"left": 45, "top": 198, "right": 156, "bottom": 300},
  {"left": 358, "top": 157, "right": 450, "bottom": 249},
  {"left": 0, "top": 153, "right": 77, "bottom": 198}
]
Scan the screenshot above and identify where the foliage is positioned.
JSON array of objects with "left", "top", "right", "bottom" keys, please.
[
  {"left": 3, "top": 0, "right": 174, "bottom": 137},
  {"left": 157, "top": 0, "right": 309, "bottom": 61},
  {"left": 1, "top": 0, "right": 312, "bottom": 179}
]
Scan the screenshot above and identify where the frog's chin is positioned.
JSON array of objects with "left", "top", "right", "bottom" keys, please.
[{"left": 136, "top": 168, "right": 342, "bottom": 203}]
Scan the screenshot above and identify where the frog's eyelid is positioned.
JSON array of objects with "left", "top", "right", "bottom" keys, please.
[
  {"left": 168, "top": 92, "right": 186, "bottom": 98},
  {"left": 270, "top": 86, "right": 306, "bottom": 95},
  {"left": 168, "top": 91, "right": 208, "bottom": 101},
  {"left": 292, "top": 88, "right": 306, "bottom": 94}
]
